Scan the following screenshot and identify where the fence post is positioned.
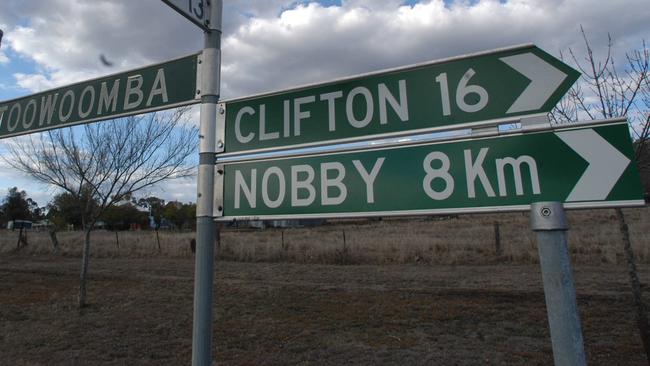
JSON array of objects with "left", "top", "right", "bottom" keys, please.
[{"left": 494, "top": 221, "right": 502, "bottom": 257}]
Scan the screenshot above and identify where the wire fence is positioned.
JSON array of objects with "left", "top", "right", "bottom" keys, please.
[{"left": 1, "top": 206, "right": 648, "bottom": 265}]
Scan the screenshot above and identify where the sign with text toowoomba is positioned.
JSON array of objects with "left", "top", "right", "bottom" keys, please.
[
  {"left": 220, "top": 44, "right": 579, "bottom": 155},
  {"left": 214, "top": 120, "right": 644, "bottom": 220},
  {"left": 0, "top": 53, "right": 200, "bottom": 139}
]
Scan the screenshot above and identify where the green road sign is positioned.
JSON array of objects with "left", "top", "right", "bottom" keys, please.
[
  {"left": 221, "top": 44, "right": 580, "bottom": 155},
  {"left": 215, "top": 120, "right": 643, "bottom": 220},
  {"left": 0, "top": 53, "right": 200, "bottom": 139}
]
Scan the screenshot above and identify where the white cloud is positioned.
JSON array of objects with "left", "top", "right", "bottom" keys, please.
[
  {"left": 3, "top": 0, "right": 649, "bottom": 98},
  {"left": 0, "top": 158, "right": 54, "bottom": 206},
  {"left": 12, "top": 72, "right": 56, "bottom": 93},
  {"left": 219, "top": 0, "right": 650, "bottom": 98},
  {"left": 147, "top": 175, "right": 198, "bottom": 204}
]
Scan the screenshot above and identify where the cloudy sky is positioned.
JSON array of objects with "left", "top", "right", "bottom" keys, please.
[{"left": 0, "top": 0, "right": 648, "bottom": 207}]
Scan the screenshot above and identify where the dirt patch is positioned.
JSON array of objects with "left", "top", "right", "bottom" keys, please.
[{"left": 0, "top": 256, "right": 648, "bottom": 365}]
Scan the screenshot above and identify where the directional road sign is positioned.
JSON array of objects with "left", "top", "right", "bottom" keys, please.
[
  {"left": 220, "top": 44, "right": 580, "bottom": 155},
  {"left": 0, "top": 53, "right": 200, "bottom": 139},
  {"left": 215, "top": 120, "right": 643, "bottom": 220},
  {"left": 162, "top": 0, "right": 212, "bottom": 30}
]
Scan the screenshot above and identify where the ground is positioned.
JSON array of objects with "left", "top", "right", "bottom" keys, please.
[{"left": 0, "top": 255, "right": 648, "bottom": 365}]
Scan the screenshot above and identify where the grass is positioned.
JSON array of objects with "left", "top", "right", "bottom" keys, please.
[
  {"left": 0, "top": 206, "right": 648, "bottom": 265},
  {"left": 1, "top": 258, "right": 648, "bottom": 365}
]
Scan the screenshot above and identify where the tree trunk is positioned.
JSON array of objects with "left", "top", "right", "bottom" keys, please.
[
  {"left": 48, "top": 227, "right": 59, "bottom": 255},
  {"left": 616, "top": 208, "right": 650, "bottom": 363},
  {"left": 114, "top": 231, "right": 119, "bottom": 249},
  {"left": 78, "top": 228, "right": 92, "bottom": 309}
]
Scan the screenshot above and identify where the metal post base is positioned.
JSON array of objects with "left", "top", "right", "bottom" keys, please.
[{"left": 531, "top": 202, "right": 586, "bottom": 366}]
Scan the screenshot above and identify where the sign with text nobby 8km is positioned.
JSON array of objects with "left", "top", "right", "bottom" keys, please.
[
  {"left": 215, "top": 121, "right": 644, "bottom": 220},
  {"left": 221, "top": 44, "right": 579, "bottom": 155},
  {"left": 0, "top": 53, "right": 200, "bottom": 139}
]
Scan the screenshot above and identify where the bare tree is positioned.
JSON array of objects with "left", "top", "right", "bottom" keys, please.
[
  {"left": 3, "top": 108, "right": 197, "bottom": 308},
  {"left": 552, "top": 27, "right": 649, "bottom": 143},
  {"left": 551, "top": 27, "right": 650, "bottom": 363}
]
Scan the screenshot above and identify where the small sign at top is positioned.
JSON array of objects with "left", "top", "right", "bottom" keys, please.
[{"left": 162, "top": 0, "right": 212, "bottom": 30}]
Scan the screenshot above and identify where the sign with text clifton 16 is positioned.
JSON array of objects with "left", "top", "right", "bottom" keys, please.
[{"left": 219, "top": 44, "right": 580, "bottom": 155}]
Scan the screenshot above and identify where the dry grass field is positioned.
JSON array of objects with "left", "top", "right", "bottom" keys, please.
[
  {"left": 2, "top": 206, "right": 648, "bottom": 265},
  {"left": 0, "top": 206, "right": 648, "bottom": 365}
]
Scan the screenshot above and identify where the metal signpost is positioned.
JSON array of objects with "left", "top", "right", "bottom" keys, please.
[
  {"left": 162, "top": 1, "right": 223, "bottom": 366},
  {"left": 218, "top": 44, "right": 580, "bottom": 155},
  {"left": 531, "top": 201, "right": 587, "bottom": 365},
  {"left": 214, "top": 120, "right": 644, "bottom": 220},
  {"left": 0, "top": 53, "right": 200, "bottom": 139}
]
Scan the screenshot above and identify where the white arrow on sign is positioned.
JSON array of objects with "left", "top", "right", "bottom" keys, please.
[
  {"left": 500, "top": 53, "right": 568, "bottom": 114},
  {"left": 556, "top": 129, "right": 630, "bottom": 201}
]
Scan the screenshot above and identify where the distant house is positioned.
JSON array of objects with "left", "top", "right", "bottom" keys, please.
[
  {"left": 33, "top": 219, "right": 53, "bottom": 231},
  {"left": 115, "top": 199, "right": 150, "bottom": 213},
  {"left": 7, "top": 220, "right": 33, "bottom": 230},
  {"left": 111, "top": 199, "right": 150, "bottom": 230},
  {"left": 94, "top": 220, "right": 107, "bottom": 230},
  {"left": 157, "top": 217, "right": 177, "bottom": 230},
  {"left": 235, "top": 219, "right": 326, "bottom": 229}
]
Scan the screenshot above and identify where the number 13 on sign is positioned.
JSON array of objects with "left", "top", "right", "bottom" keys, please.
[{"left": 162, "top": 0, "right": 211, "bottom": 30}]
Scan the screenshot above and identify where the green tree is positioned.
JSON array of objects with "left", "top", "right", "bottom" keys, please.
[
  {"left": 48, "top": 190, "right": 98, "bottom": 230},
  {"left": 26, "top": 198, "right": 44, "bottom": 221},
  {"left": 101, "top": 204, "right": 148, "bottom": 230},
  {"left": 1, "top": 187, "right": 33, "bottom": 227},
  {"left": 162, "top": 202, "right": 183, "bottom": 230},
  {"left": 138, "top": 196, "right": 166, "bottom": 229},
  {"left": 162, "top": 201, "right": 196, "bottom": 230}
]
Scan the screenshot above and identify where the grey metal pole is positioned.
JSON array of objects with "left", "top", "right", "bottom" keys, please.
[
  {"left": 530, "top": 202, "right": 586, "bottom": 366},
  {"left": 192, "top": 1, "right": 222, "bottom": 366}
]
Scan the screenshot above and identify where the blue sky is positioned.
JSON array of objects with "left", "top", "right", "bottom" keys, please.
[
  {"left": 0, "top": 0, "right": 648, "bottom": 207},
  {"left": 0, "top": 45, "right": 37, "bottom": 101}
]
